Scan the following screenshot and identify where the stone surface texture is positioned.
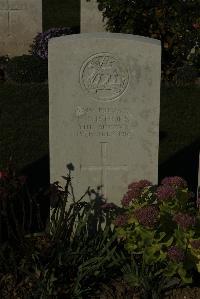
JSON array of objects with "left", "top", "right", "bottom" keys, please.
[
  {"left": 81, "top": 0, "right": 106, "bottom": 32},
  {"left": 0, "top": 0, "right": 42, "bottom": 57},
  {"left": 49, "top": 33, "right": 161, "bottom": 206}
]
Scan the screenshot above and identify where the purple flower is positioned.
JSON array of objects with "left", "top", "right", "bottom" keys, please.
[
  {"left": 134, "top": 205, "right": 159, "bottom": 228},
  {"left": 30, "top": 27, "right": 74, "bottom": 60},
  {"left": 156, "top": 185, "right": 176, "bottom": 201},
  {"left": 161, "top": 176, "right": 187, "bottom": 188},
  {"left": 173, "top": 212, "right": 195, "bottom": 231},
  {"left": 113, "top": 214, "right": 128, "bottom": 227},
  {"left": 167, "top": 246, "right": 185, "bottom": 262},
  {"left": 121, "top": 180, "right": 152, "bottom": 207},
  {"left": 121, "top": 192, "right": 134, "bottom": 206},
  {"left": 128, "top": 179, "right": 152, "bottom": 190},
  {"left": 190, "top": 240, "right": 200, "bottom": 250}
]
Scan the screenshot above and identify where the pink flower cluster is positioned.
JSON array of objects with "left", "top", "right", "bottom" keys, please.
[
  {"left": 190, "top": 240, "right": 200, "bottom": 250},
  {"left": 173, "top": 212, "right": 195, "bottom": 231},
  {"left": 121, "top": 180, "right": 152, "bottom": 207},
  {"left": 134, "top": 205, "right": 159, "bottom": 228},
  {"left": 167, "top": 246, "right": 185, "bottom": 262},
  {"left": 156, "top": 185, "right": 176, "bottom": 201},
  {"left": 161, "top": 176, "right": 187, "bottom": 188},
  {"left": 113, "top": 214, "right": 128, "bottom": 227}
]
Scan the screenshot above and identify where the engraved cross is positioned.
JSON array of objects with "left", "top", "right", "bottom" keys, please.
[
  {"left": 0, "top": 0, "right": 24, "bottom": 36},
  {"left": 81, "top": 142, "right": 128, "bottom": 197}
]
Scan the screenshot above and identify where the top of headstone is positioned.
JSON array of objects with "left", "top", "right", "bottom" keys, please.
[{"left": 49, "top": 33, "right": 161, "bottom": 47}]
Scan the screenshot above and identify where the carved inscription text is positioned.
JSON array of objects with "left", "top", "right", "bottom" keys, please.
[{"left": 76, "top": 106, "right": 133, "bottom": 138}]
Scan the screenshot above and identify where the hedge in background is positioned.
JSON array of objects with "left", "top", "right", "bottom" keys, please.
[
  {"left": 30, "top": 27, "right": 74, "bottom": 60},
  {"left": 96, "top": 0, "right": 200, "bottom": 82},
  {"left": 6, "top": 55, "right": 48, "bottom": 83}
]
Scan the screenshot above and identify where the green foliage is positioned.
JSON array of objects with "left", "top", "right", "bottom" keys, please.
[
  {"left": 95, "top": 0, "right": 200, "bottom": 82},
  {"left": 0, "top": 162, "right": 125, "bottom": 298},
  {"left": 6, "top": 55, "right": 48, "bottom": 84},
  {"left": 114, "top": 177, "right": 200, "bottom": 298},
  {"left": 173, "top": 64, "right": 198, "bottom": 87},
  {"left": 0, "top": 158, "right": 43, "bottom": 244}
]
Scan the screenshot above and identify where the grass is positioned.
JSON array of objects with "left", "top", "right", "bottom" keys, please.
[
  {"left": 159, "top": 85, "right": 200, "bottom": 163},
  {"left": 0, "top": 0, "right": 200, "bottom": 190},
  {"left": 0, "top": 83, "right": 48, "bottom": 171},
  {"left": 0, "top": 81, "right": 199, "bottom": 173}
]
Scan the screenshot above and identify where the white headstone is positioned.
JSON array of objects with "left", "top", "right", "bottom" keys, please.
[
  {"left": 0, "top": 0, "right": 42, "bottom": 57},
  {"left": 49, "top": 33, "right": 161, "bottom": 205},
  {"left": 81, "top": 0, "right": 106, "bottom": 33}
]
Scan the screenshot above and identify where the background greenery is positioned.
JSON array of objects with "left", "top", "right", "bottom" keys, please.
[
  {"left": 0, "top": 0, "right": 199, "bottom": 192},
  {"left": 43, "top": 0, "right": 80, "bottom": 31}
]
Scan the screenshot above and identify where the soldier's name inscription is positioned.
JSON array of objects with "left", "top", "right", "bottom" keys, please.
[{"left": 75, "top": 106, "right": 136, "bottom": 138}]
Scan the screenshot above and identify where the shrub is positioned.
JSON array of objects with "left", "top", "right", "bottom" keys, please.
[
  {"left": 6, "top": 55, "right": 48, "bottom": 83},
  {"left": 0, "top": 163, "right": 126, "bottom": 298},
  {"left": 187, "top": 46, "right": 200, "bottom": 77},
  {"left": 173, "top": 64, "right": 198, "bottom": 87},
  {"left": 30, "top": 27, "right": 74, "bottom": 60},
  {"left": 113, "top": 176, "right": 200, "bottom": 298},
  {"left": 96, "top": 0, "right": 200, "bottom": 82}
]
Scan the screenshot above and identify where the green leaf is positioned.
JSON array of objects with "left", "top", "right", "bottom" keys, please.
[{"left": 177, "top": 266, "right": 192, "bottom": 284}]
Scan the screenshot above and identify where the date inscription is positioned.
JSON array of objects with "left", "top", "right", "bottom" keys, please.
[{"left": 76, "top": 106, "right": 132, "bottom": 138}]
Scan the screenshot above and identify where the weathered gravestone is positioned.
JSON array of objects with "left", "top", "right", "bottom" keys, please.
[
  {"left": 49, "top": 33, "right": 161, "bottom": 206},
  {"left": 81, "top": 0, "right": 106, "bottom": 33},
  {"left": 0, "top": 0, "right": 42, "bottom": 57}
]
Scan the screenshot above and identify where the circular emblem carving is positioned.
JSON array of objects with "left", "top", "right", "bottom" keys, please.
[{"left": 80, "top": 53, "right": 129, "bottom": 101}]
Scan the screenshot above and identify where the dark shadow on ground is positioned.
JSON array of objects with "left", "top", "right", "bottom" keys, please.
[
  {"left": 159, "top": 131, "right": 168, "bottom": 141},
  {"left": 19, "top": 155, "right": 50, "bottom": 231},
  {"left": 159, "top": 138, "right": 200, "bottom": 198}
]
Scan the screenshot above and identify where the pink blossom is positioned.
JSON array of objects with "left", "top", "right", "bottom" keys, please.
[
  {"left": 156, "top": 185, "right": 176, "bottom": 201},
  {"left": 161, "top": 176, "right": 187, "bottom": 188},
  {"left": 134, "top": 205, "right": 159, "bottom": 228},
  {"left": 167, "top": 246, "right": 185, "bottom": 262},
  {"left": 121, "top": 180, "right": 152, "bottom": 207},
  {"left": 128, "top": 180, "right": 152, "bottom": 190},
  {"left": 173, "top": 212, "right": 195, "bottom": 231},
  {"left": 190, "top": 240, "right": 200, "bottom": 250}
]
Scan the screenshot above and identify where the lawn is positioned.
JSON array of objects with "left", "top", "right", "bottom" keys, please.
[
  {"left": 0, "top": 0, "right": 200, "bottom": 193},
  {"left": 0, "top": 82, "right": 199, "bottom": 171}
]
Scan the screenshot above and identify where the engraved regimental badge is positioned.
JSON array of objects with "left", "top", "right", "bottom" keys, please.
[{"left": 80, "top": 53, "right": 129, "bottom": 101}]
